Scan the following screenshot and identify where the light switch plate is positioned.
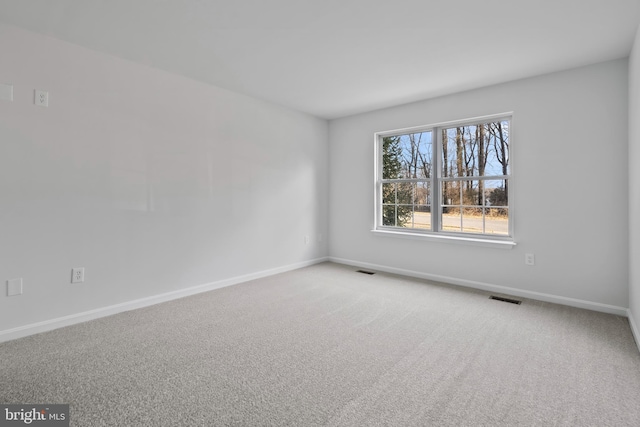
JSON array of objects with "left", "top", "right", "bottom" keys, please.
[{"left": 7, "top": 278, "right": 23, "bottom": 296}]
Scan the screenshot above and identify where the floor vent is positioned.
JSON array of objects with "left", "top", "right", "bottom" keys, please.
[
  {"left": 489, "top": 295, "right": 522, "bottom": 305},
  {"left": 356, "top": 270, "right": 375, "bottom": 275}
]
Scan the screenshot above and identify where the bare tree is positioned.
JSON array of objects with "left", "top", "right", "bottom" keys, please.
[{"left": 477, "top": 124, "right": 487, "bottom": 206}]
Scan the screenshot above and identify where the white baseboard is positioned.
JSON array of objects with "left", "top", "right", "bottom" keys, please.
[
  {"left": 0, "top": 257, "right": 329, "bottom": 344},
  {"left": 628, "top": 309, "right": 640, "bottom": 354},
  {"left": 329, "top": 257, "right": 628, "bottom": 317}
]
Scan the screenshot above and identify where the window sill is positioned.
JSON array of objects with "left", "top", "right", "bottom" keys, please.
[{"left": 371, "top": 229, "right": 516, "bottom": 249}]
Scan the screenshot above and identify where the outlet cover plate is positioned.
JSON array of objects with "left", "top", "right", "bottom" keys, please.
[
  {"left": 71, "top": 268, "right": 85, "bottom": 283},
  {"left": 7, "top": 278, "right": 23, "bottom": 296},
  {"left": 0, "top": 83, "right": 13, "bottom": 101},
  {"left": 35, "top": 89, "right": 49, "bottom": 107},
  {"left": 525, "top": 253, "right": 535, "bottom": 266}
]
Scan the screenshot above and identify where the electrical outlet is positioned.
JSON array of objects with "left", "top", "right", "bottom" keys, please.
[
  {"left": 71, "top": 268, "right": 85, "bottom": 283},
  {"left": 35, "top": 89, "right": 48, "bottom": 107},
  {"left": 304, "top": 235, "right": 310, "bottom": 245},
  {"left": 525, "top": 253, "right": 535, "bottom": 266}
]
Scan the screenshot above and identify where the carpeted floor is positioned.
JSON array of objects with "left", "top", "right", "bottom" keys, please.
[{"left": 1, "top": 262, "right": 639, "bottom": 426}]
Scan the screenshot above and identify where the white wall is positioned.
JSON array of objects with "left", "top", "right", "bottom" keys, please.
[
  {"left": 0, "top": 25, "right": 329, "bottom": 334},
  {"left": 329, "top": 59, "right": 629, "bottom": 311},
  {"left": 629, "top": 27, "right": 640, "bottom": 341}
]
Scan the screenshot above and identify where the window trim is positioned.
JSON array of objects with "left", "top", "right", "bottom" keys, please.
[{"left": 373, "top": 113, "right": 515, "bottom": 246}]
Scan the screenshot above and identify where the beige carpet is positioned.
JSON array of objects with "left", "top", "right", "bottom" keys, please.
[{"left": 1, "top": 262, "right": 639, "bottom": 426}]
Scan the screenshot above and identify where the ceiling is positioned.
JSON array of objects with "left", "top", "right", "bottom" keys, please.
[{"left": 1, "top": 0, "right": 639, "bottom": 119}]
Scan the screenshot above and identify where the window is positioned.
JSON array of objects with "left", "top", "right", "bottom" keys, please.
[{"left": 375, "top": 115, "right": 512, "bottom": 241}]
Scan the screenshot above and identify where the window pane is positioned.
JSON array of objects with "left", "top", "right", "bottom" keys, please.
[
  {"left": 382, "top": 205, "right": 397, "bottom": 226},
  {"left": 382, "top": 181, "right": 432, "bottom": 230},
  {"left": 398, "top": 132, "right": 432, "bottom": 179},
  {"left": 484, "top": 208, "right": 509, "bottom": 235},
  {"left": 461, "top": 180, "right": 482, "bottom": 207},
  {"left": 413, "top": 206, "right": 431, "bottom": 229},
  {"left": 382, "top": 183, "right": 396, "bottom": 205},
  {"left": 462, "top": 207, "right": 484, "bottom": 233},
  {"left": 382, "top": 136, "right": 403, "bottom": 180},
  {"left": 383, "top": 132, "right": 432, "bottom": 180},
  {"left": 442, "top": 121, "right": 509, "bottom": 178},
  {"left": 485, "top": 120, "right": 510, "bottom": 176},
  {"left": 414, "top": 181, "right": 430, "bottom": 205},
  {"left": 381, "top": 181, "right": 413, "bottom": 227},
  {"left": 442, "top": 127, "right": 462, "bottom": 179},
  {"left": 397, "top": 182, "right": 413, "bottom": 205},
  {"left": 395, "top": 205, "right": 413, "bottom": 228},
  {"left": 441, "top": 207, "right": 461, "bottom": 232},
  {"left": 484, "top": 179, "right": 508, "bottom": 207},
  {"left": 442, "top": 181, "right": 461, "bottom": 206}
]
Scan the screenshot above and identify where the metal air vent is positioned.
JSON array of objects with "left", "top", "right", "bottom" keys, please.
[
  {"left": 356, "top": 270, "right": 375, "bottom": 275},
  {"left": 489, "top": 295, "right": 522, "bottom": 305}
]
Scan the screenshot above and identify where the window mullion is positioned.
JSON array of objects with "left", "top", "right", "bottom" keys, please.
[
  {"left": 433, "top": 127, "right": 442, "bottom": 232},
  {"left": 394, "top": 183, "right": 398, "bottom": 227}
]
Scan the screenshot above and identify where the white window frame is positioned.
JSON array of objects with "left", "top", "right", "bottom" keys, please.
[{"left": 373, "top": 113, "right": 515, "bottom": 248}]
